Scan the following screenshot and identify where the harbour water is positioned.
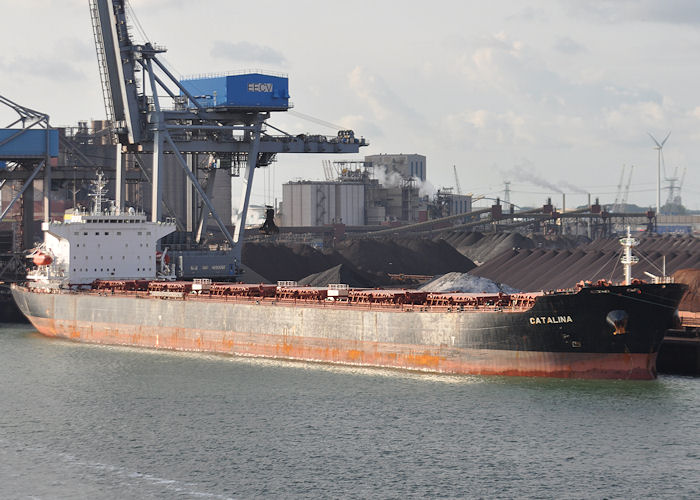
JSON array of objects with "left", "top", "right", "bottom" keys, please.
[{"left": 1, "top": 323, "right": 698, "bottom": 499}]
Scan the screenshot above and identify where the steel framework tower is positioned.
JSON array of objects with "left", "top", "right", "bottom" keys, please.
[
  {"left": 90, "top": 0, "right": 367, "bottom": 275},
  {"left": 0, "top": 95, "right": 58, "bottom": 249}
]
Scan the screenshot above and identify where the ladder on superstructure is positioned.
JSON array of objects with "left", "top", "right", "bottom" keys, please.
[{"left": 89, "top": 0, "right": 115, "bottom": 142}]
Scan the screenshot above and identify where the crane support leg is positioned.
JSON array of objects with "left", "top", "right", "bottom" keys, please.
[
  {"left": 151, "top": 129, "right": 164, "bottom": 222},
  {"left": 115, "top": 144, "right": 125, "bottom": 212},
  {"left": 195, "top": 168, "right": 217, "bottom": 244},
  {"left": 163, "top": 134, "right": 235, "bottom": 249},
  {"left": 232, "top": 121, "right": 263, "bottom": 248},
  {"left": 43, "top": 133, "right": 51, "bottom": 223},
  {"left": 0, "top": 161, "right": 45, "bottom": 223}
]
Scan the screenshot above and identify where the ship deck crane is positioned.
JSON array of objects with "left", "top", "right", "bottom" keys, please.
[{"left": 90, "top": 0, "right": 367, "bottom": 275}]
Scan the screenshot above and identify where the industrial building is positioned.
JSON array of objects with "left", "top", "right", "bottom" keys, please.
[
  {"left": 280, "top": 157, "right": 425, "bottom": 227},
  {"left": 282, "top": 181, "right": 364, "bottom": 226},
  {"left": 364, "top": 153, "right": 426, "bottom": 182},
  {"left": 280, "top": 154, "right": 467, "bottom": 227}
]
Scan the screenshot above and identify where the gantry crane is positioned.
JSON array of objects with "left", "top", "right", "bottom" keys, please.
[{"left": 90, "top": 0, "right": 367, "bottom": 276}]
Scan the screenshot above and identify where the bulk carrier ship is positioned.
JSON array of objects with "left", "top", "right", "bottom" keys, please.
[{"left": 11, "top": 180, "right": 686, "bottom": 380}]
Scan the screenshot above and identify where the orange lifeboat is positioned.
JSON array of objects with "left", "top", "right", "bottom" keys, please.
[
  {"left": 32, "top": 252, "right": 53, "bottom": 266},
  {"left": 155, "top": 251, "right": 170, "bottom": 265}
]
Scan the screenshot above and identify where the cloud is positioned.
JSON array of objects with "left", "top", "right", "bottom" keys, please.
[
  {"left": 211, "top": 41, "right": 286, "bottom": 65},
  {"left": 506, "top": 7, "right": 548, "bottom": 22},
  {"left": 442, "top": 109, "right": 532, "bottom": 150},
  {"left": 55, "top": 38, "right": 96, "bottom": 63},
  {"left": 347, "top": 66, "right": 424, "bottom": 123},
  {"left": 0, "top": 55, "right": 84, "bottom": 82},
  {"left": 602, "top": 101, "right": 667, "bottom": 141},
  {"left": 458, "top": 32, "right": 663, "bottom": 116},
  {"left": 564, "top": 0, "right": 700, "bottom": 25},
  {"left": 554, "top": 37, "right": 586, "bottom": 55}
]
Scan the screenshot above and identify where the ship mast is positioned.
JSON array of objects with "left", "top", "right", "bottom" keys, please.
[
  {"left": 619, "top": 226, "right": 639, "bottom": 285},
  {"left": 89, "top": 170, "right": 108, "bottom": 215}
]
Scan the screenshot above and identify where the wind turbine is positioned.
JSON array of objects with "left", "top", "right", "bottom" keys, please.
[{"left": 648, "top": 131, "right": 670, "bottom": 215}]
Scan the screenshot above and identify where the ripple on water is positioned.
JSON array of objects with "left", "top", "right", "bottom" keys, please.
[{"left": 0, "top": 324, "right": 698, "bottom": 498}]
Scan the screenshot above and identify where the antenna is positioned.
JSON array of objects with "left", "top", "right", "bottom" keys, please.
[{"left": 648, "top": 131, "right": 670, "bottom": 216}]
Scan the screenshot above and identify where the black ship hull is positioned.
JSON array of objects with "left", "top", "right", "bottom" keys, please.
[{"left": 12, "top": 282, "right": 687, "bottom": 379}]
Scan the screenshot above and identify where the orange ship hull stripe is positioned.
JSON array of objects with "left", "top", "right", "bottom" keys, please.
[{"left": 26, "top": 315, "right": 657, "bottom": 380}]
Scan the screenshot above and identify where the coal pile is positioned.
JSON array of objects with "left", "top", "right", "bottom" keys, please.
[
  {"left": 298, "top": 264, "right": 379, "bottom": 288},
  {"left": 440, "top": 231, "right": 589, "bottom": 264},
  {"left": 242, "top": 243, "right": 344, "bottom": 282},
  {"left": 333, "top": 238, "right": 475, "bottom": 277},
  {"left": 243, "top": 238, "right": 475, "bottom": 286},
  {"left": 469, "top": 234, "right": 700, "bottom": 291}
]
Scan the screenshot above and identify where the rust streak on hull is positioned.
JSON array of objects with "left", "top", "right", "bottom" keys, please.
[{"left": 27, "top": 315, "right": 657, "bottom": 380}]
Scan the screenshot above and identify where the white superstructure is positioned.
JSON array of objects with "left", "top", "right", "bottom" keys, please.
[{"left": 28, "top": 173, "right": 176, "bottom": 285}]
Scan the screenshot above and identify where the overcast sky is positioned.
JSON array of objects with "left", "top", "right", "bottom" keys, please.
[{"left": 2, "top": 0, "right": 700, "bottom": 210}]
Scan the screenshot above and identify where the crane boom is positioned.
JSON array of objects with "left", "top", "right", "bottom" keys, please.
[
  {"left": 453, "top": 165, "right": 462, "bottom": 196},
  {"left": 620, "top": 165, "right": 633, "bottom": 208},
  {"left": 90, "top": 0, "right": 145, "bottom": 145}
]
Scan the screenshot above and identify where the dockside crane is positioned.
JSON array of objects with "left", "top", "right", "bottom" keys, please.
[
  {"left": 0, "top": 95, "right": 57, "bottom": 249},
  {"left": 453, "top": 165, "right": 462, "bottom": 196},
  {"left": 620, "top": 165, "right": 633, "bottom": 209},
  {"left": 89, "top": 0, "right": 367, "bottom": 277}
]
